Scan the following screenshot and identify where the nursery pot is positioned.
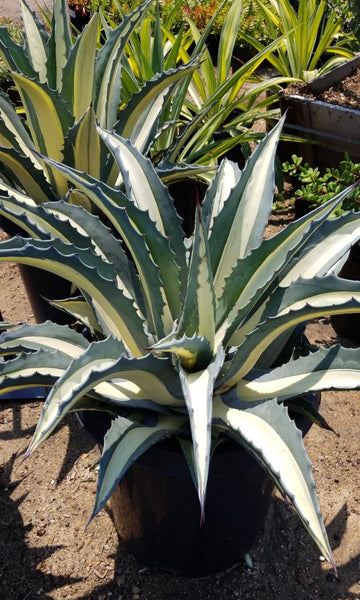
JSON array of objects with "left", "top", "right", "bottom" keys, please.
[
  {"left": 78, "top": 396, "right": 318, "bottom": 577},
  {"left": 18, "top": 264, "right": 73, "bottom": 324},
  {"left": 0, "top": 216, "right": 74, "bottom": 324},
  {"left": 110, "top": 440, "right": 273, "bottom": 577},
  {"left": 330, "top": 242, "right": 360, "bottom": 345}
]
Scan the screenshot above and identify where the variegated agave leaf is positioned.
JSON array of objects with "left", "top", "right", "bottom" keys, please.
[
  {"left": 0, "top": 349, "right": 71, "bottom": 394},
  {"left": 0, "top": 236, "right": 149, "bottom": 356},
  {"left": 0, "top": 321, "right": 89, "bottom": 357},
  {"left": 36, "top": 137, "right": 187, "bottom": 325},
  {"left": 212, "top": 396, "right": 334, "bottom": 566},
  {"left": 90, "top": 414, "right": 188, "bottom": 520},
  {"left": 1, "top": 117, "right": 360, "bottom": 567},
  {"left": 207, "top": 117, "right": 284, "bottom": 300},
  {"left": 26, "top": 337, "right": 183, "bottom": 457},
  {"left": 0, "top": 0, "right": 201, "bottom": 202},
  {"left": 237, "top": 345, "right": 360, "bottom": 401},
  {"left": 179, "top": 346, "right": 225, "bottom": 518}
]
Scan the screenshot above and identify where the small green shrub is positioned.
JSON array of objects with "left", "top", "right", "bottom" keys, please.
[
  {"left": 275, "top": 154, "right": 360, "bottom": 216},
  {"left": 326, "top": 1, "right": 359, "bottom": 48}
]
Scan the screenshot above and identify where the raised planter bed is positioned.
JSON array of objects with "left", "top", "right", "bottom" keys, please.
[{"left": 279, "top": 56, "right": 360, "bottom": 168}]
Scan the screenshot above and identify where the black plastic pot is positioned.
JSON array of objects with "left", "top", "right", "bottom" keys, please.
[
  {"left": 330, "top": 242, "right": 360, "bottom": 345},
  {"left": 0, "top": 215, "right": 74, "bottom": 324},
  {"left": 18, "top": 264, "right": 73, "bottom": 325},
  {"left": 78, "top": 395, "right": 318, "bottom": 577},
  {"left": 111, "top": 440, "right": 273, "bottom": 577}
]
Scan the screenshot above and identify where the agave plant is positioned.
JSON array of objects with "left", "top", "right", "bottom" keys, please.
[
  {"left": 0, "top": 0, "right": 289, "bottom": 207},
  {"left": 1, "top": 119, "right": 360, "bottom": 566},
  {"left": 0, "top": 0, "right": 204, "bottom": 205}
]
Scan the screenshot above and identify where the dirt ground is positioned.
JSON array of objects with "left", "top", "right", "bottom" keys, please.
[
  {"left": 0, "top": 211, "right": 359, "bottom": 600},
  {"left": 0, "top": 0, "right": 52, "bottom": 23},
  {"left": 317, "top": 68, "right": 360, "bottom": 109}
]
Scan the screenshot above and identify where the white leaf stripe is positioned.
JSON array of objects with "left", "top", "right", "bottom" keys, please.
[{"left": 213, "top": 399, "right": 333, "bottom": 563}]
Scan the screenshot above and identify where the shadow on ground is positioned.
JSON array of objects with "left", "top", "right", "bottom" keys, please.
[{"left": 0, "top": 403, "right": 359, "bottom": 600}]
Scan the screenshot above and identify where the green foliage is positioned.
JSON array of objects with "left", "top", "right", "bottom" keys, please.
[
  {"left": 348, "top": 0, "right": 360, "bottom": 42},
  {"left": 146, "top": 0, "right": 289, "bottom": 168},
  {"left": 277, "top": 154, "right": 360, "bottom": 215},
  {"left": 0, "top": 0, "right": 286, "bottom": 192},
  {"left": 85, "top": 0, "right": 288, "bottom": 168},
  {"left": 326, "top": 0, "right": 359, "bottom": 45},
  {"left": 1, "top": 117, "right": 360, "bottom": 567},
  {"left": 0, "top": 18, "right": 23, "bottom": 85},
  {"left": 0, "top": 0, "right": 206, "bottom": 204},
  {"left": 241, "top": 0, "right": 355, "bottom": 80},
  {"left": 91, "top": 0, "right": 273, "bottom": 46},
  {"left": 237, "top": 0, "right": 272, "bottom": 46}
]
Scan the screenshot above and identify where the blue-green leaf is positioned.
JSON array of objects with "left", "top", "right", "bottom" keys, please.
[
  {"left": 90, "top": 413, "right": 187, "bottom": 520},
  {"left": 179, "top": 346, "right": 225, "bottom": 518},
  {"left": 0, "top": 236, "right": 148, "bottom": 355},
  {"left": 0, "top": 349, "right": 70, "bottom": 395},
  {"left": 94, "top": 0, "right": 154, "bottom": 128},
  {"left": 26, "top": 338, "right": 184, "bottom": 457},
  {"left": 209, "top": 117, "right": 284, "bottom": 298},
  {"left": 178, "top": 204, "right": 216, "bottom": 351},
  {"left": 213, "top": 395, "right": 333, "bottom": 565},
  {"left": 0, "top": 321, "right": 89, "bottom": 357},
  {"left": 238, "top": 346, "right": 360, "bottom": 400}
]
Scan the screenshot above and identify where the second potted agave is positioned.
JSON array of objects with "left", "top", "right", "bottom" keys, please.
[
  {"left": 0, "top": 0, "right": 285, "bottom": 323},
  {"left": 1, "top": 118, "right": 360, "bottom": 575}
]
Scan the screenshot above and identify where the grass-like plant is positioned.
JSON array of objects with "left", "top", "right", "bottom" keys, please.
[
  {"left": 0, "top": 0, "right": 287, "bottom": 205},
  {"left": 241, "top": 0, "right": 355, "bottom": 80}
]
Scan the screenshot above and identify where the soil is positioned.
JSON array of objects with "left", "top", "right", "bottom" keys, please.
[
  {"left": 0, "top": 0, "right": 52, "bottom": 23},
  {"left": 0, "top": 209, "right": 359, "bottom": 600},
  {"left": 317, "top": 68, "right": 360, "bottom": 110},
  {"left": 283, "top": 66, "right": 360, "bottom": 111}
]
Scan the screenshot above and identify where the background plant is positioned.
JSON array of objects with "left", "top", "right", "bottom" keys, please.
[
  {"left": 95, "top": 0, "right": 273, "bottom": 47},
  {"left": 93, "top": 0, "right": 288, "bottom": 168},
  {"left": 348, "top": 0, "right": 360, "bottom": 43},
  {"left": 325, "top": 0, "right": 360, "bottom": 47},
  {"left": 0, "top": 0, "right": 206, "bottom": 209},
  {"left": 241, "top": 0, "right": 355, "bottom": 81},
  {"left": 0, "top": 0, "right": 287, "bottom": 197},
  {"left": 276, "top": 154, "right": 360, "bottom": 215},
  {"left": 147, "top": 2, "right": 289, "bottom": 168}
]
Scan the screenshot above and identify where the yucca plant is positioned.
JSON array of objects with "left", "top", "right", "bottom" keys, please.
[
  {"left": 75, "top": 0, "right": 291, "bottom": 169},
  {"left": 241, "top": 0, "right": 355, "bottom": 81},
  {"left": 140, "top": 0, "right": 292, "bottom": 166},
  {"left": 1, "top": 119, "right": 360, "bottom": 568}
]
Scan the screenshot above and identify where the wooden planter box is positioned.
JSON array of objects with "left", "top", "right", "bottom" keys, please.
[{"left": 279, "top": 56, "right": 360, "bottom": 168}]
